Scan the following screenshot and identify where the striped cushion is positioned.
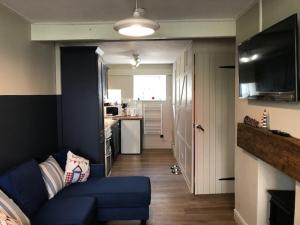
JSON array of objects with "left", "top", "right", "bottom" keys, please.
[
  {"left": 0, "top": 190, "right": 30, "bottom": 225},
  {"left": 39, "top": 156, "right": 65, "bottom": 199}
]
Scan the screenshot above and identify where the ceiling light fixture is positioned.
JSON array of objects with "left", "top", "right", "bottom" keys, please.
[
  {"left": 113, "top": 0, "right": 160, "bottom": 37},
  {"left": 130, "top": 54, "right": 141, "bottom": 68}
]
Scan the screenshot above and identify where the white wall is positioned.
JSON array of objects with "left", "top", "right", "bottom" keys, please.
[
  {"left": 108, "top": 64, "right": 174, "bottom": 149},
  {"left": 0, "top": 4, "right": 56, "bottom": 95},
  {"left": 235, "top": 1, "right": 300, "bottom": 225}
]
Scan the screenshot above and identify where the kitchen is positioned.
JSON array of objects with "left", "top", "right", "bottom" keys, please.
[{"left": 100, "top": 40, "right": 190, "bottom": 176}]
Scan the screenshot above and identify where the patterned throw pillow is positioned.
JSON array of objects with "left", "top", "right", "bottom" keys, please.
[
  {"left": 39, "top": 156, "right": 65, "bottom": 199},
  {"left": 64, "top": 151, "right": 90, "bottom": 185},
  {"left": 0, "top": 190, "right": 30, "bottom": 225},
  {"left": 0, "top": 209, "right": 19, "bottom": 225}
]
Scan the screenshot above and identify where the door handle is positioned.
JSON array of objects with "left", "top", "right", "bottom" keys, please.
[{"left": 195, "top": 124, "right": 205, "bottom": 132}]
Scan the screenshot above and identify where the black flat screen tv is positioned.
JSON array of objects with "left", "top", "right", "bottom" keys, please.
[{"left": 238, "top": 14, "right": 299, "bottom": 102}]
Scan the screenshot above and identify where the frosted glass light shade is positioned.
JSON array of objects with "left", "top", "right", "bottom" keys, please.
[{"left": 114, "top": 8, "right": 160, "bottom": 37}]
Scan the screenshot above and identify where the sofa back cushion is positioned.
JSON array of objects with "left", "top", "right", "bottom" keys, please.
[
  {"left": 0, "top": 190, "right": 30, "bottom": 225},
  {"left": 64, "top": 151, "right": 90, "bottom": 185},
  {"left": 52, "top": 149, "right": 68, "bottom": 171},
  {"left": 39, "top": 156, "right": 65, "bottom": 199},
  {"left": 0, "top": 160, "right": 48, "bottom": 218}
]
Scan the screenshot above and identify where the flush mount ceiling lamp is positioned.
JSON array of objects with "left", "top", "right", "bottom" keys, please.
[
  {"left": 113, "top": 0, "right": 160, "bottom": 37},
  {"left": 130, "top": 54, "right": 141, "bottom": 68}
]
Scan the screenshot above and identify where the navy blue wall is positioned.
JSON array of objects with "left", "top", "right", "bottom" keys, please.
[{"left": 0, "top": 95, "right": 59, "bottom": 173}]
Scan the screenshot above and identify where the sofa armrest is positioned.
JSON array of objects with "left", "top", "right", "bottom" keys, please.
[{"left": 90, "top": 164, "right": 105, "bottom": 178}]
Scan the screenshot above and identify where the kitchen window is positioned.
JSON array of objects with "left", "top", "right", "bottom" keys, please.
[
  {"left": 133, "top": 75, "right": 166, "bottom": 101},
  {"left": 108, "top": 89, "right": 122, "bottom": 104}
]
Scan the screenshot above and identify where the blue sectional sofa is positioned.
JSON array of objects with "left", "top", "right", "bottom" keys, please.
[{"left": 0, "top": 153, "right": 151, "bottom": 225}]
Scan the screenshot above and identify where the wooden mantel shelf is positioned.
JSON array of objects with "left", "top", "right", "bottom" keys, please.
[{"left": 237, "top": 123, "right": 300, "bottom": 182}]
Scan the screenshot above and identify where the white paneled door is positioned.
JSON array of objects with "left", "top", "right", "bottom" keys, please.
[
  {"left": 173, "top": 44, "right": 194, "bottom": 193},
  {"left": 194, "top": 51, "right": 235, "bottom": 194}
]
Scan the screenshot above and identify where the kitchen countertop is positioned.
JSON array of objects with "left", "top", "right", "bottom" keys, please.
[{"left": 110, "top": 115, "right": 143, "bottom": 120}]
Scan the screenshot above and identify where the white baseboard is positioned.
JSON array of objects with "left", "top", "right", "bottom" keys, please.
[{"left": 234, "top": 209, "right": 248, "bottom": 225}]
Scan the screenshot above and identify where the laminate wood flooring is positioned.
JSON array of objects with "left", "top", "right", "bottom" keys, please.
[{"left": 105, "top": 149, "right": 237, "bottom": 225}]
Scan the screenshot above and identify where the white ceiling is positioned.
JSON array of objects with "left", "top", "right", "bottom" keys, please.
[
  {"left": 99, "top": 40, "right": 191, "bottom": 64},
  {"left": 0, "top": 0, "right": 255, "bottom": 23}
]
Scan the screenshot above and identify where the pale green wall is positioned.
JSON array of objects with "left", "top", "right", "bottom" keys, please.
[
  {"left": 108, "top": 75, "right": 133, "bottom": 99},
  {"left": 236, "top": 2, "right": 260, "bottom": 43},
  {"left": 107, "top": 64, "right": 173, "bottom": 100},
  {"left": 0, "top": 4, "right": 55, "bottom": 95},
  {"left": 262, "top": 0, "right": 300, "bottom": 29},
  {"left": 235, "top": 4, "right": 260, "bottom": 225},
  {"left": 235, "top": 1, "right": 300, "bottom": 225}
]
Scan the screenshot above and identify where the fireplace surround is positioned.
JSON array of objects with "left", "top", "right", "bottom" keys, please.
[{"left": 268, "top": 190, "right": 295, "bottom": 225}]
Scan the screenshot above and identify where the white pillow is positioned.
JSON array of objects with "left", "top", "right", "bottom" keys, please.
[
  {"left": 39, "top": 156, "right": 66, "bottom": 199},
  {"left": 64, "top": 151, "right": 90, "bottom": 185},
  {"left": 0, "top": 190, "right": 30, "bottom": 225}
]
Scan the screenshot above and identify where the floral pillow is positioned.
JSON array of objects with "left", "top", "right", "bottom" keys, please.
[
  {"left": 0, "top": 209, "right": 20, "bottom": 225},
  {"left": 0, "top": 190, "right": 30, "bottom": 225},
  {"left": 64, "top": 151, "right": 90, "bottom": 185}
]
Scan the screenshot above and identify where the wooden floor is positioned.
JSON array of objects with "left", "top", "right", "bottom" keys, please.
[{"left": 105, "top": 149, "right": 237, "bottom": 225}]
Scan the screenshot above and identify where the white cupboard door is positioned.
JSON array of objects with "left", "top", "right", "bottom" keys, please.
[
  {"left": 194, "top": 51, "right": 235, "bottom": 194},
  {"left": 121, "top": 120, "right": 141, "bottom": 154}
]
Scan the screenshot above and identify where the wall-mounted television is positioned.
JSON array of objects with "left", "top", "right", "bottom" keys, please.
[{"left": 238, "top": 14, "right": 299, "bottom": 102}]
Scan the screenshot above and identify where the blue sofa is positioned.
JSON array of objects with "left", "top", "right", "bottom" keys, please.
[{"left": 0, "top": 154, "right": 151, "bottom": 225}]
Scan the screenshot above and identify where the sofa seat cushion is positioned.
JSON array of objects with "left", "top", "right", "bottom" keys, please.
[
  {"left": 56, "top": 176, "right": 151, "bottom": 208},
  {"left": 31, "top": 197, "right": 95, "bottom": 225}
]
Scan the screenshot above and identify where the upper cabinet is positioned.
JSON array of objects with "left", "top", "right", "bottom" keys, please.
[{"left": 60, "top": 47, "right": 105, "bottom": 164}]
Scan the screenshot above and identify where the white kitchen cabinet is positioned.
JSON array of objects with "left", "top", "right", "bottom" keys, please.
[{"left": 121, "top": 120, "right": 141, "bottom": 154}]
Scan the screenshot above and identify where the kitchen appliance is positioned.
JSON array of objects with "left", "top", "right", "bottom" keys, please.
[
  {"left": 238, "top": 14, "right": 299, "bottom": 102},
  {"left": 106, "top": 106, "right": 119, "bottom": 116},
  {"left": 104, "top": 127, "right": 112, "bottom": 176},
  {"left": 121, "top": 120, "right": 141, "bottom": 154}
]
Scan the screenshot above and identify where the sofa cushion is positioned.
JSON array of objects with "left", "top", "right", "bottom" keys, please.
[
  {"left": 39, "top": 156, "right": 66, "bottom": 199},
  {"left": 0, "top": 190, "right": 30, "bottom": 225},
  {"left": 0, "top": 209, "right": 20, "bottom": 225},
  {"left": 64, "top": 151, "right": 90, "bottom": 185},
  {"left": 52, "top": 150, "right": 68, "bottom": 171},
  {"left": 55, "top": 176, "right": 151, "bottom": 208},
  {"left": 0, "top": 160, "right": 48, "bottom": 217},
  {"left": 31, "top": 197, "right": 95, "bottom": 225}
]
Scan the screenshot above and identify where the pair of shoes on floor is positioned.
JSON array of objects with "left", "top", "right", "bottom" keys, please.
[{"left": 170, "top": 164, "right": 181, "bottom": 175}]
